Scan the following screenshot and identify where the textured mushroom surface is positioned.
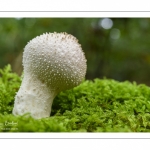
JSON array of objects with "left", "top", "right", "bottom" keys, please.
[{"left": 13, "top": 32, "right": 87, "bottom": 119}]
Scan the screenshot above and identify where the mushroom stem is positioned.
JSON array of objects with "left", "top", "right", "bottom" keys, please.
[{"left": 13, "top": 73, "right": 58, "bottom": 119}]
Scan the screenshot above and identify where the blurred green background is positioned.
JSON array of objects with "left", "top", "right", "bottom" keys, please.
[{"left": 0, "top": 18, "right": 150, "bottom": 85}]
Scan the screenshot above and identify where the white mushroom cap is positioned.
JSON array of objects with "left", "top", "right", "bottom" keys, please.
[{"left": 13, "top": 32, "right": 87, "bottom": 119}]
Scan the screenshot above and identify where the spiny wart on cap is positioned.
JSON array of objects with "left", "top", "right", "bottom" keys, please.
[{"left": 13, "top": 32, "right": 87, "bottom": 119}]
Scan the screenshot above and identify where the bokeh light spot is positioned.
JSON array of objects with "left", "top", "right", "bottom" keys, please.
[
  {"left": 110, "top": 28, "right": 120, "bottom": 40},
  {"left": 99, "top": 18, "right": 113, "bottom": 29}
]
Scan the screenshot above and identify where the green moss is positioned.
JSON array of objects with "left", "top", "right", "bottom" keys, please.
[
  {"left": 0, "top": 65, "right": 150, "bottom": 132},
  {"left": 0, "top": 64, "right": 21, "bottom": 115}
]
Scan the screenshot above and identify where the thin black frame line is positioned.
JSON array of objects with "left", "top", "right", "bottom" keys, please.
[
  {"left": 0, "top": 11, "right": 150, "bottom": 12},
  {"left": 0, "top": 138, "right": 150, "bottom": 139},
  {"left": 0, "top": 13, "right": 149, "bottom": 138}
]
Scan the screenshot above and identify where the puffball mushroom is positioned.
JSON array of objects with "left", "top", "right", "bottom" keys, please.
[{"left": 13, "top": 32, "right": 87, "bottom": 119}]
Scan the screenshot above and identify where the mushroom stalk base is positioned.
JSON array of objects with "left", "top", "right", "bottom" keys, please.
[{"left": 13, "top": 75, "right": 57, "bottom": 119}]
